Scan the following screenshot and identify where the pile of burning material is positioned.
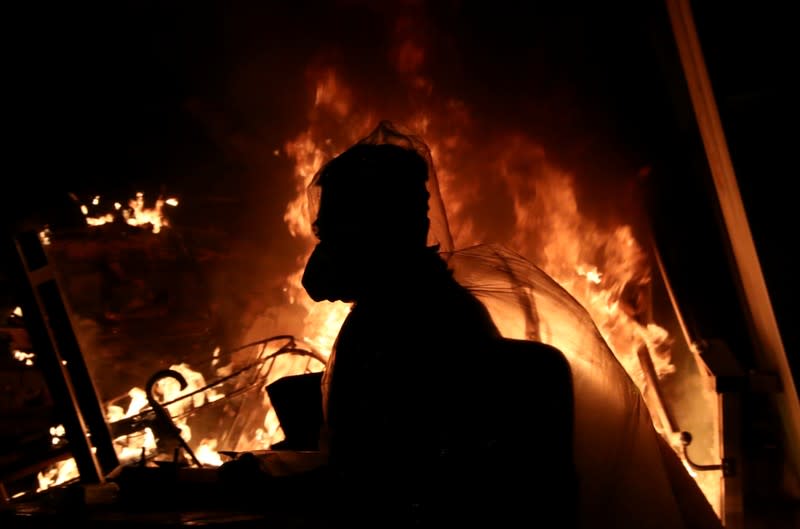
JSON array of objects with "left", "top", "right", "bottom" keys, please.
[
  {"left": 34, "top": 335, "right": 327, "bottom": 495},
  {"left": 107, "top": 336, "right": 326, "bottom": 463},
  {"left": 0, "top": 335, "right": 331, "bottom": 526}
]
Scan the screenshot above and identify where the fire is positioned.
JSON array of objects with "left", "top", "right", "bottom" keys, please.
[
  {"left": 32, "top": 59, "right": 719, "bottom": 518},
  {"left": 123, "top": 193, "right": 169, "bottom": 234},
  {"left": 49, "top": 425, "right": 66, "bottom": 446},
  {"left": 106, "top": 387, "right": 157, "bottom": 464},
  {"left": 220, "top": 337, "right": 328, "bottom": 452},
  {"left": 117, "top": 362, "right": 225, "bottom": 463},
  {"left": 77, "top": 192, "right": 178, "bottom": 233},
  {"left": 12, "top": 349, "right": 35, "bottom": 366},
  {"left": 36, "top": 458, "right": 78, "bottom": 492},
  {"left": 39, "top": 227, "right": 52, "bottom": 245},
  {"left": 36, "top": 361, "right": 226, "bottom": 491},
  {"left": 280, "top": 68, "right": 721, "bottom": 516}
]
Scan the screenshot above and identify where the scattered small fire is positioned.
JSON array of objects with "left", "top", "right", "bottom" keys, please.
[
  {"left": 39, "top": 227, "right": 52, "bottom": 246},
  {"left": 12, "top": 349, "right": 35, "bottom": 366},
  {"left": 107, "top": 362, "right": 225, "bottom": 466},
  {"left": 49, "top": 425, "right": 66, "bottom": 446},
  {"left": 36, "top": 360, "right": 226, "bottom": 491},
  {"left": 77, "top": 192, "right": 178, "bottom": 234}
]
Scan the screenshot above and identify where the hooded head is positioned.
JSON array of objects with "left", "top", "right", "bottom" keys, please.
[{"left": 301, "top": 142, "right": 432, "bottom": 302}]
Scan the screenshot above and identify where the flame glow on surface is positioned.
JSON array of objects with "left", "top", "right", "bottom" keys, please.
[
  {"left": 49, "top": 425, "right": 66, "bottom": 446},
  {"left": 39, "top": 228, "right": 52, "bottom": 245}
]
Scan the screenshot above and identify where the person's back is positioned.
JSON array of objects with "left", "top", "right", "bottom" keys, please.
[
  {"left": 301, "top": 124, "right": 577, "bottom": 527},
  {"left": 324, "top": 253, "right": 577, "bottom": 527},
  {"left": 325, "top": 249, "right": 494, "bottom": 522}
]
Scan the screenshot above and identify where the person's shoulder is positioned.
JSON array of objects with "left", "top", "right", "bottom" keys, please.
[
  {"left": 492, "top": 338, "right": 572, "bottom": 381},
  {"left": 496, "top": 338, "right": 567, "bottom": 360},
  {"left": 437, "top": 280, "right": 501, "bottom": 332}
]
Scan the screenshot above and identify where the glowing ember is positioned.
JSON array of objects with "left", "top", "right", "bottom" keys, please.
[
  {"left": 39, "top": 227, "right": 52, "bottom": 245},
  {"left": 49, "top": 425, "right": 66, "bottom": 446},
  {"left": 12, "top": 349, "right": 35, "bottom": 366},
  {"left": 106, "top": 387, "right": 157, "bottom": 463},
  {"left": 86, "top": 213, "right": 115, "bottom": 227}
]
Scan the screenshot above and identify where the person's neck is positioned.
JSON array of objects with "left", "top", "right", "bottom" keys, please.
[{"left": 354, "top": 247, "right": 450, "bottom": 304}]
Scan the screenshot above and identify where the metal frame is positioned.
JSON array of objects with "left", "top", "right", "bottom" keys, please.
[
  {"left": 6, "top": 228, "right": 119, "bottom": 483},
  {"left": 665, "top": 0, "right": 800, "bottom": 481}
]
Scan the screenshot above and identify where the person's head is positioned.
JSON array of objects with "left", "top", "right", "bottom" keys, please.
[{"left": 301, "top": 142, "right": 431, "bottom": 302}]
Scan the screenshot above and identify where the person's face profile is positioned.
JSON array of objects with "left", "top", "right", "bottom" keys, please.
[{"left": 302, "top": 191, "right": 372, "bottom": 303}]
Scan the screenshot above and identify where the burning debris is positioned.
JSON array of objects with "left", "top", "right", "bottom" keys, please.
[
  {"left": 74, "top": 192, "right": 179, "bottom": 234},
  {"left": 12, "top": 349, "right": 35, "bottom": 366},
  {"left": 34, "top": 336, "right": 326, "bottom": 492}
]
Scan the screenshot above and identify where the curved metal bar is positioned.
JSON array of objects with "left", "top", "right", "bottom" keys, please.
[
  {"left": 145, "top": 369, "right": 203, "bottom": 467},
  {"left": 680, "top": 431, "right": 722, "bottom": 472}
]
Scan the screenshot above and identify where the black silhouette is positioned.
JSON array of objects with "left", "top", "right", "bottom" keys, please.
[{"left": 302, "top": 126, "right": 577, "bottom": 527}]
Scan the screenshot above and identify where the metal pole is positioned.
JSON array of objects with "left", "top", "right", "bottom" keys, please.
[{"left": 665, "top": 0, "right": 800, "bottom": 501}]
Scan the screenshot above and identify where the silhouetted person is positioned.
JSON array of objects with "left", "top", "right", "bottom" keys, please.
[{"left": 302, "top": 133, "right": 577, "bottom": 527}]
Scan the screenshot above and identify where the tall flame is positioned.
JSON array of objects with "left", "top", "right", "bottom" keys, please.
[
  {"left": 34, "top": 51, "right": 718, "bottom": 518},
  {"left": 280, "top": 67, "right": 721, "bottom": 515}
]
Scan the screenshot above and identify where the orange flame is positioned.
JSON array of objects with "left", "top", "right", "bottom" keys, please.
[
  {"left": 36, "top": 361, "right": 225, "bottom": 491},
  {"left": 78, "top": 193, "right": 178, "bottom": 234},
  {"left": 280, "top": 67, "right": 721, "bottom": 516},
  {"left": 36, "top": 57, "right": 719, "bottom": 518}
]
